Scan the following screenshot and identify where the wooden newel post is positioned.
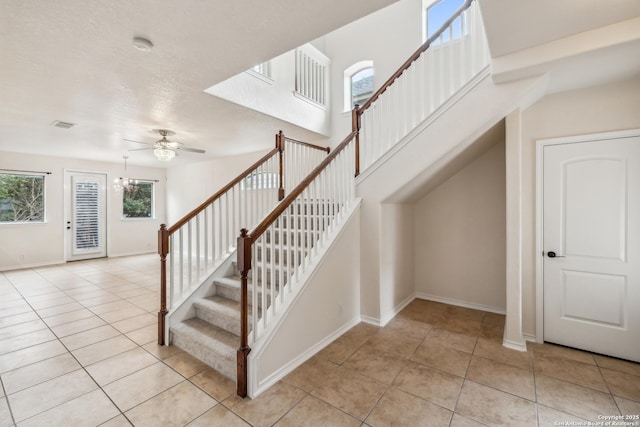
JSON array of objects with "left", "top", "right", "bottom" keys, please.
[
  {"left": 158, "top": 224, "right": 169, "bottom": 345},
  {"left": 277, "top": 131, "right": 285, "bottom": 201},
  {"left": 352, "top": 104, "right": 361, "bottom": 177},
  {"left": 237, "top": 228, "right": 252, "bottom": 397}
]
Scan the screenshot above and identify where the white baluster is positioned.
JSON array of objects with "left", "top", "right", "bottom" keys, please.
[
  {"left": 187, "top": 220, "right": 193, "bottom": 291},
  {"left": 196, "top": 216, "right": 201, "bottom": 280},
  {"left": 260, "top": 235, "right": 266, "bottom": 329},
  {"left": 252, "top": 242, "right": 258, "bottom": 339},
  {"left": 203, "top": 208, "right": 209, "bottom": 270},
  {"left": 169, "top": 234, "right": 175, "bottom": 309},
  {"left": 269, "top": 225, "right": 275, "bottom": 315},
  {"left": 178, "top": 228, "right": 184, "bottom": 299}
]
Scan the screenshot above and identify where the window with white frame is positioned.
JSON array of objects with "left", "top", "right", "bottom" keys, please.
[
  {"left": 122, "top": 180, "right": 154, "bottom": 219},
  {"left": 423, "top": 0, "right": 465, "bottom": 44},
  {"left": 0, "top": 172, "right": 45, "bottom": 223},
  {"left": 344, "top": 61, "right": 374, "bottom": 111}
]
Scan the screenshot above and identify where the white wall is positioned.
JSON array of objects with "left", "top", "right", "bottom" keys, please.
[
  {"left": 379, "top": 203, "right": 415, "bottom": 323},
  {"left": 165, "top": 150, "right": 271, "bottom": 224},
  {"left": 356, "top": 73, "right": 545, "bottom": 323},
  {"left": 519, "top": 75, "right": 640, "bottom": 336},
  {"left": 0, "top": 151, "right": 166, "bottom": 270},
  {"left": 322, "top": 0, "right": 423, "bottom": 147},
  {"left": 414, "top": 139, "right": 506, "bottom": 312}
]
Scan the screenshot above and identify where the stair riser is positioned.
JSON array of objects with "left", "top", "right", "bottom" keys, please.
[
  {"left": 214, "top": 281, "right": 270, "bottom": 308},
  {"left": 195, "top": 306, "right": 241, "bottom": 336},
  {"left": 215, "top": 282, "right": 241, "bottom": 302},
  {"left": 170, "top": 331, "right": 236, "bottom": 381}
]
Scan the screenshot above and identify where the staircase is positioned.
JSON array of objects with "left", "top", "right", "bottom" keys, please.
[
  {"left": 159, "top": 0, "right": 496, "bottom": 398},
  {"left": 169, "top": 266, "right": 246, "bottom": 380},
  {"left": 167, "top": 198, "right": 335, "bottom": 381}
]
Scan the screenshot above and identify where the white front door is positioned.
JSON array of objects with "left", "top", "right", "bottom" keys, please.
[
  {"left": 542, "top": 131, "right": 640, "bottom": 362},
  {"left": 65, "top": 171, "right": 107, "bottom": 261}
]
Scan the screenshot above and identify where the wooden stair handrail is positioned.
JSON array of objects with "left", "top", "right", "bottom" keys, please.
[
  {"left": 357, "top": 0, "right": 473, "bottom": 114},
  {"left": 281, "top": 131, "right": 331, "bottom": 154},
  {"left": 158, "top": 131, "right": 331, "bottom": 353},
  {"left": 166, "top": 146, "right": 280, "bottom": 234},
  {"left": 276, "top": 130, "right": 330, "bottom": 200},
  {"left": 251, "top": 130, "right": 356, "bottom": 242},
  {"left": 158, "top": 144, "right": 280, "bottom": 347},
  {"left": 236, "top": 129, "right": 357, "bottom": 397},
  {"left": 241, "top": 0, "right": 478, "bottom": 398}
]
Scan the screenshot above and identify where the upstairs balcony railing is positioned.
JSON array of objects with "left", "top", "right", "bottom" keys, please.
[
  {"left": 355, "top": 0, "right": 488, "bottom": 174},
  {"left": 294, "top": 44, "right": 330, "bottom": 108}
]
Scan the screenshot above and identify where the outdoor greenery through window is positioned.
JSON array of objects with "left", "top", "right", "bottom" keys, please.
[
  {"left": 123, "top": 181, "right": 154, "bottom": 218},
  {"left": 0, "top": 173, "right": 45, "bottom": 223}
]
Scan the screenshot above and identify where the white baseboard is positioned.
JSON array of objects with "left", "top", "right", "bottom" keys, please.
[
  {"left": 0, "top": 259, "right": 66, "bottom": 272},
  {"left": 251, "top": 316, "right": 361, "bottom": 398},
  {"left": 360, "top": 315, "right": 383, "bottom": 327},
  {"left": 379, "top": 293, "right": 416, "bottom": 327},
  {"left": 523, "top": 333, "right": 537, "bottom": 343},
  {"left": 415, "top": 293, "right": 506, "bottom": 315},
  {"left": 503, "top": 338, "right": 528, "bottom": 352},
  {"left": 107, "top": 250, "right": 156, "bottom": 258},
  {"left": 360, "top": 294, "right": 415, "bottom": 327}
]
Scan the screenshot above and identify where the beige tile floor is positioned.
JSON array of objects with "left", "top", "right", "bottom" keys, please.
[{"left": 1, "top": 254, "right": 639, "bottom": 426}]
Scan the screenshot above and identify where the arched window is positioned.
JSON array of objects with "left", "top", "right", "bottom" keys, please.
[
  {"left": 423, "top": 0, "right": 465, "bottom": 43},
  {"left": 343, "top": 61, "right": 374, "bottom": 111}
]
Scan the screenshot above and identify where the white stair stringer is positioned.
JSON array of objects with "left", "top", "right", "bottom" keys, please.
[
  {"left": 357, "top": 70, "right": 549, "bottom": 203},
  {"left": 246, "top": 199, "right": 362, "bottom": 398}
]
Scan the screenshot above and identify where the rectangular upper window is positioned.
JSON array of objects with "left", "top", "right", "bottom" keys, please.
[
  {"left": 424, "top": 0, "right": 466, "bottom": 44},
  {"left": 0, "top": 173, "right": 45, "bottom": 223},
  {"left": 123, "top": 180, "right": 155, "bottom": 219}
]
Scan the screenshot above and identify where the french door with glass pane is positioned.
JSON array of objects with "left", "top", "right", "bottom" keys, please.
[{"left": 65, "top": 171, "right": 107, "bottom": 261}]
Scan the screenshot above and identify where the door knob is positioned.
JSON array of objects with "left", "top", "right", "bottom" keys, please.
[{"left": 547, "top": 251, "right": 565, "bottom": 258}]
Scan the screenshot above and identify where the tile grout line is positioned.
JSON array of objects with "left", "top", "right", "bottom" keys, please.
[
  {"left": 0, "top": 340, "right": 17, "bottom": 427},
  {"left": 2, "top": 263, "right": 160, "bottom": 426},
  {"left": 3, "top": 270, "right": 137, "bottom": 426},
  {"left": 531, "top": 342, "right": 541, "bottom": 427}
]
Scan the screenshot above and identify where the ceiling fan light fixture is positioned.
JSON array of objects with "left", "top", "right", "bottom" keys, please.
[{"left": 154, "top": 147, "right": 175, "bottom": 161}]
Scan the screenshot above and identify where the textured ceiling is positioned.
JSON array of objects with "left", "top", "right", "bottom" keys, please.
[
  {"left": 2, "top": 0, "right": 639, "bottom": 168},
  {"left": 0, "top": 0, "right": 397, "bottom": 166}
]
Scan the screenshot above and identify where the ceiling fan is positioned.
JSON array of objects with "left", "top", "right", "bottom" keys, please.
[{"left": 124, "top": 129, "right": 206, "bottom": 161}]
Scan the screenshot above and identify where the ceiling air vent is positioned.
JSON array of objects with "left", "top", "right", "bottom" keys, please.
[{"left": 50, "top": 120, "right": 76, "bottom": 129}]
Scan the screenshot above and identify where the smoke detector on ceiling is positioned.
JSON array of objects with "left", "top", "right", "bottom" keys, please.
[
  {"left": 50, "top": 120, "right": 76, "bottom": 129},
  {"left": 132, "top": 37, "right": 153, "bottom": 52}
]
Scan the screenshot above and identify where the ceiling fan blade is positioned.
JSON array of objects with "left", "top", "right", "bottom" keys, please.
[
  {"left": 177, "top": 147, "right": 206, "bottom": 154},
  {"left": 128, "top": 147, "right": 154, "bottom": 151},
  {"left": 123, "top": 138, "right": 153, "bottom": 145}
]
